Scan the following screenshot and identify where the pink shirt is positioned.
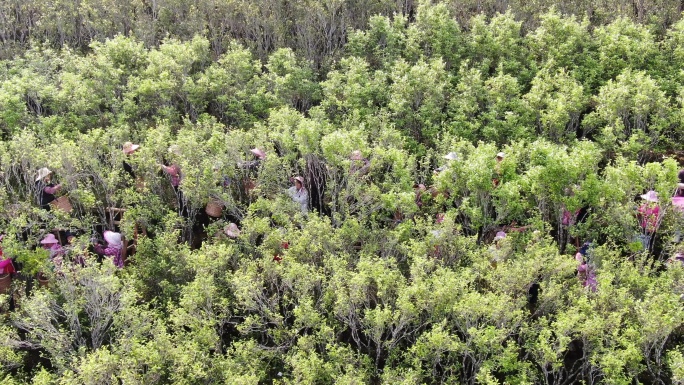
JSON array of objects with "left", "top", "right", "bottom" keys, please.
[
  {"left": 562, "top": 208, "right": 581, "bottom": 226},
  {"left": 162, "top": 164, "right": 181, "bottom": 187},
  {"left": 93, "top": 244, "right": 124, "bottom": 268},
  {"left": 44, "top": 184, "right": 60, "bottom": 194},
  {"left": 638, "top": 204, "right": 660, "bottom": 232}
]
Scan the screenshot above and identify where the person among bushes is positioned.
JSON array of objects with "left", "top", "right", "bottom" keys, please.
[
  {"left": 161, "top": 145, "right": 186, "bottom": 216},
  {"left": 240, "top": 148, "right": 266, "bottom": 170},
  {"left": 93, "top": 231, "right": 124, "bottom": 268},
  {"left": 676, "top": 169, "right": 684, "bottom": 197},
  {"left": 287, "top": 176, "right": 309, "bottom": 214},
  {"left": 0, "top": 235, "right": 15, "bottom": 275},
  {"left": 41, "top": 233, "right": 64, "bottom": 271},
  {"left": 489, "top": 231, "right": 511, "bottom": 267},
  {"left": 122, "top": 141, "right": 140, "bottom": 179},
  {"left": 350, "top": 150, "right": 371, "bottom": 176},
  {"left": 493, "top": 152, "right": 505, "bottom": 187},
  {"left": 575, "top": 252, "right": 597, "bottom": 291},
  {"left": 35, "top": 168, "right": 62, "bottom": 211},
  {"left": 637, "top": 190, "right": 661, "bottom": 250}
]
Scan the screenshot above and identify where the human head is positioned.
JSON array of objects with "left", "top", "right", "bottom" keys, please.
[
  {"left": 40, "top": 233, "right": 59, "bottom": 247},
  {"left": 123, "top": 142, "right": 140, "bottom": 155},
  {"left": 224, "top": 223, "right": 241, "bottom": 238},
  {"left": 443, "top": 152, "right": 459, "bottom": 161},
  {"left": 294, "top": 176, "right": 304, "bottom": 189},
  {"left": 350, "top": 150, "right": 364, "bottom": 161},
  {"left": 496, "top": 152, "right": 505, "bottom": 162},
  {"left": 103, "top": 231, "right": 123, "bottom": 249},
  {"left": 36, "top": 167, "right": 52, "bottom": 182},
  {"left": 640, "top": 190, "right": 658, "bottom": 203},
  {"left": 250, "top": 148, "right": 266, "bottom": 160}
]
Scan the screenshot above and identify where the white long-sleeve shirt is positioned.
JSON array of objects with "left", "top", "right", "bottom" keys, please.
[{"left": 287, "top": 186, "right": 309, "bottom": 214}]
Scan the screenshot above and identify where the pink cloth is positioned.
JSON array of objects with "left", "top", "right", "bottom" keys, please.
[
  {"left": 638, "top": 204, "right": 660, "bottom": 232},
  {"left": 0, "top": 258, "right": 15, "bottom": 274},
  {"left": 43, "top": 243, "right": 64, "bottom": 259},
  {"left": 562, "top": 208, "right": 581, "bottom": 226},
  {"left": 162, "top": 164, "right": 181, "bottom": 187},
  {"left": 93, "top": 244, "right": 123, "bottom": 268},
  {"left": 44, "top": 184, "right": 60, "bottom": 194},
  {"left": 672, "top": 197, "right": 684, "bottom": 212}
]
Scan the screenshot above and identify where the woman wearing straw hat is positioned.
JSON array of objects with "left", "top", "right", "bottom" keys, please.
[
  {"left": 238, "top": 148, "right": 266, "bottom": 196},
  {"left": 122, "top": 141, "right": 140, "bottom": 179},
  {"left": 35, "top": 168, "right": 62, "bottom": 211},
  {"left": 40, "top": 234, "right": 64, "bottom": 272},
  {"left": 287, "top": 176, "right": 309, "bottom": 214},
  {"left": 239, "top": 148, "right": 266, "bottom": 170},
  {"left": 488, "top": 231, "right": 511, "bottom": 267},
  {"left": 637, "top": 190, "right": 661, "bottom": 251},
  {"left": 160, "top": 145, "right": 186, "bottom": 216}
]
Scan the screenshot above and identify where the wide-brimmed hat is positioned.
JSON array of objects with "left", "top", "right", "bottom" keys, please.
[
  {"left": 493, "top": 231, "right": 507, "bottom": 241},
  {"left": 36, "top": 167, "right": 52, "bottom": 182},
  {"left": 350, "top": 150, "right": 364, "bottom": 161},
  {"left": 41, "top": 234, "right": 59, "bottom": 244},
  {"left": 103, "top": 231, "right": 123, "bottom": 248},
  {"left": 443, "top": 152, "right": 459, "bottom": 161},
  {"left": 250, "top": 148, "right": 266, "bottom": 160},
  {"left": 123, "top": 141, "right": 140, "bottom": 155},
  {"left": 293, "top": 176, "right": 305, "bottom": 184},
  {"left": 496, "top": 152, "right": 505, "bottom": 159},
  {"left": 641, "top": 190, "right": 658, "bottom": 202},
  {"left": 413, "top": 183, "right": 426, "bottom": 190},
  {"left": 224, "top": 223, "right": 241, "bottom": 238}
]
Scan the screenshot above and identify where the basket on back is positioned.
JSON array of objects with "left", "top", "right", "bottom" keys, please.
[
  {"left": 50, "top": 196, "right": 73, "bottom": 213},
  {"left": 205, "top": 199, "right": 223, "bottom": 218}
]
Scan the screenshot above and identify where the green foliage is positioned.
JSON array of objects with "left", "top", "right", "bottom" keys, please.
[{"left": 1, "top": 3, "right": 684, "bottom": 384}]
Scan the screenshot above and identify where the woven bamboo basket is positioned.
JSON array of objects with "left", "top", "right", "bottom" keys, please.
[
  {"left": 37, "top": 273, "right": 49, "bottom": 288},
  {"left": 205, "top": 199, "right": 224, "bottom": 218},
  {"left": 50, "top": 196, "right": 72, "bottom": 213},
  {"left": 0, "top": 273, "right": 10, "bottom": 295}
]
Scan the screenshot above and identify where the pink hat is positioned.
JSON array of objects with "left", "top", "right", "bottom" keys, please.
[
  {"left": 493, "top": 231, "right": 506, "bottom": 241},
  {"left": 250, "top": 148, "right": 266, "bottom": 160},
  {"left": 224, "top": 223, "right": 241, "bottom": 238},
  {"left": 413, "top": 183, "right": 426, "bottom": 190},
  {"left": 41, "top": 234, "right": 59, "bottom": 244},
  {"left": 640, "top": 190, "right": 658, "bottom": 202},
  {"left": 123, "top": 142, "right": 140, "bottom": 155},
  {"left": 294, "top": 176, "right": 305, "bottom": 184},
  {"left": 103, "top": 231, "right": 123, "bottom": 248}
]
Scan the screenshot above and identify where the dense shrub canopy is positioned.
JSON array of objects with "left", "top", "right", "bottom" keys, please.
[{"left": 0, "top": 3, "right": 683, "bottom": 385}]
